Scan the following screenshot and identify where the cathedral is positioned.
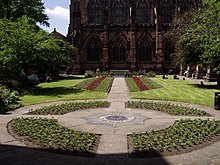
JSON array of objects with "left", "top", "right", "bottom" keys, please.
[{"left": 67, "top": 0, "right": 201, "bottom": 74}]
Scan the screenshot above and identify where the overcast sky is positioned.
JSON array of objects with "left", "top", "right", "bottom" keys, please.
[{"left": 39, "top": 0, "right": 70, "bottom": 35}]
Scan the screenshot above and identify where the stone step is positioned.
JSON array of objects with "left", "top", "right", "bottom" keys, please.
[{"left": 110, "top": 70, "right": 129, "bottom": 77}]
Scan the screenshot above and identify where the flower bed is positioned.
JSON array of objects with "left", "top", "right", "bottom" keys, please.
[
  {"left": 9, "top": 118, "right": 98, "bottom": 153},
  {"left": 74, "top": 77, "right": 114, "bottom": 92},
  {"left": 126, "top": 77, "right": 162, "bottom": 92},
  {"left": 125, "top": 78, "right": 139, "bottom": 92},
  {"left": 127, "top": 101, "right": 211, "bottom": 116},
  {"left": 140, "top": 77, "right": 163, "bottom": 89},
  {"left": 28, "top": 101, "right": 110, "bottom": 115},
  {"left": 132, "top": 77, "right": 149, "bottom": 91},
  {"left": 73, "top": 78, "right": 95, "bottom": 89},
  {"left": 85, "top": 77, "right": 105, "bottom": 91},
  {"left": 129, "top": 119, "right": 220, "bottom": 155},
  {"left": 95, "top": 77, "right": 114, "bottom": 93}
]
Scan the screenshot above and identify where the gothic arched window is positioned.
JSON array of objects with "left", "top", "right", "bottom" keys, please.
[
  {"left": 87, "top": 0, "right": 103, "bottom": 25},
  {"left": 86, "top": 37, "right": 102, "bottom": 61},
  {"left": 110, "top": 37, "right": 126, "bottom": 62},
  {"left": 137, "top": 36, "right": 154, "bottom": 61},
  {"left": 164, "top": 40, "right": 174, "bottom": 61},
  {"left": 136, "top": 0, "right": 150, "bottom": 24},
  {"left": 112, "top": 0, "right": 127, "bottom": 25},
  {"left": 160, "top": 0, "right": 173, "bottom": 24}
]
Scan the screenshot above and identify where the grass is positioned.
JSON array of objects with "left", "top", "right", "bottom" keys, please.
[
  {"left": 20, "top": 76, "right": 107, "bottom": 106},
  {"left": 131, "top": 76, "right": 220, "bottom": 107}
]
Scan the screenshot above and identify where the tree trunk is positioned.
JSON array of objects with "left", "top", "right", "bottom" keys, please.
[{"left": 23, "top": 66, "right": 28, "bottom": 88}]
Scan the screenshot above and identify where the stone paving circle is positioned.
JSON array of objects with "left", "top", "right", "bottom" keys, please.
[{"left": 84, "top": 111, "right": 149, "bottom": 127}]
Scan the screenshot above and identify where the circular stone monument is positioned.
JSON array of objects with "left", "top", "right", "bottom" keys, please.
[
  {"left": 85, "top": 112, "right": 149, "bottom": 127},
  {"left": 99, "top": 114, "right": 135, "bottom": 123}
]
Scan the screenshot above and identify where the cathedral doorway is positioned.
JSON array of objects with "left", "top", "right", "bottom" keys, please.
[{"left": 109, "top": 35, "right": 129, "bottom": 69}]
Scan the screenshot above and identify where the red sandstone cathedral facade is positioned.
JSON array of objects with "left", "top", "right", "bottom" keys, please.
[{"left": 67, "top": 0, "right": 200, "bottom": 73}]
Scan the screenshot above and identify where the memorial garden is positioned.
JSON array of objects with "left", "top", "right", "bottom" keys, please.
[{"left": 0, "top": 0, "right": 220, "bottom": 164}]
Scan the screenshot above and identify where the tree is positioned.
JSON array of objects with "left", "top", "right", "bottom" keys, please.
[
  {"left": 183, "top": 0, "right": 220, "bottom": 85},
  {"left": 165, "top": 11, "right": 201, "bottom": 68},
  {"left": 0, "top": 0, "right": 49, "bottom": 26},
  {"left": 166, "top": 0, "right": 220, "bottom": 85},
  {"left": 0, "top": 17, "right": 75, "bottom": 87}
]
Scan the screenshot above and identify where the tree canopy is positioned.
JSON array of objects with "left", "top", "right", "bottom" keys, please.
[
  {"left": 0, "top": 0, "right": 49, "bottom": 26},
  {"left": 185, "top": 0, "right": 220, "bottom": 75},
  {"left": 166, "top": 0, "right": 220, "bottom": 79},
  {"left": 0, "top": 17, "right": 75, "bottom": 87}
]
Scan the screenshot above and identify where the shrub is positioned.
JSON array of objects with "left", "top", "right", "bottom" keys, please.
[
  {"left": 146, "top": 71, "right": 156, "bottom": 77},
  {"left": 0, "top": 80, "right": 22, "bottom": 91},
  {"left": 0, "top": 85, "right": 20, "bottom": 113},
  {"left": 101, "top": 71, "right": 114, "bottom": 77},
  {"left": 85, "top": 70, "right": 114, "bottom": 78},
  {"left": 28, "top": 74, "right": 40, "bottom": 87},
  {"left": 85, "top": 70, "right": 96, "bottom": 78},
  {"left": 125, "top": 71, "right": 148, "bottom": 77},
  {"left": 125, "top": 71, "right": 132, "bottom": 77}
]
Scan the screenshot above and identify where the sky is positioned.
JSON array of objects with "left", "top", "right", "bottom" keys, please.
[{"left": 39, "top": 0, "right": 70, "bottom": 36}]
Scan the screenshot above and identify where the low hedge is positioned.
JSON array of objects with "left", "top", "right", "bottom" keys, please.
[
  {"left": 127, "top": 101, "right": 210, "bottom": 116},
  {"left": 131, "top": 119, "right": 220, "bottom": 154},
  {"left": 28, "top": 101, "right": 110, "bottom": 115},
  {"left": 9, "top": 117, "right": 98, "bottom": 153}
]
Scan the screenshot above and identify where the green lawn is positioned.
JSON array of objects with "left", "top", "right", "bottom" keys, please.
[
  {"left": 130, "top": 76, "right": 220, "bottom": 107},
  {"left": 20, "top": 76, "right": 107, "bottom": 106}
]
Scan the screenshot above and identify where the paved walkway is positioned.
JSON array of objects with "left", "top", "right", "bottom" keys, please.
[{"left": 1, "top": 77, "right": 220, "bottom": 165}]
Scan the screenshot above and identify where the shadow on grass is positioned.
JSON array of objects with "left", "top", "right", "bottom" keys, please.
[
  {"left": 47, "top": 76, "right": 85, "bottom": 83},
  {"left": 189, "top": 84, "right": 220, "bottom": 90},
  {"left": 28, "top": 87, "right": 84, "bottom": 96},
  {"left": 58, "top": 75, "right": 86, "bottom": 80},
  {"left": 0, "top": 144, "right": 170, "bottom": 165}
]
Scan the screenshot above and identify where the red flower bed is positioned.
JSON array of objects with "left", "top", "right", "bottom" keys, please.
[
  {"left": 85, "top": 77, "right": 105, "bottom": 91},
  {"left": 133, "top": 77, "right": 149, "bottom": 91}
]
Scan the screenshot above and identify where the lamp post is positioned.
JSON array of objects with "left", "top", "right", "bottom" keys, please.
[
  {"left": 154, "top": 6, "right": 158, "bottom": 71},
  {"left": 154, "top": 6, "right": 158, "bottom": 54}
]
